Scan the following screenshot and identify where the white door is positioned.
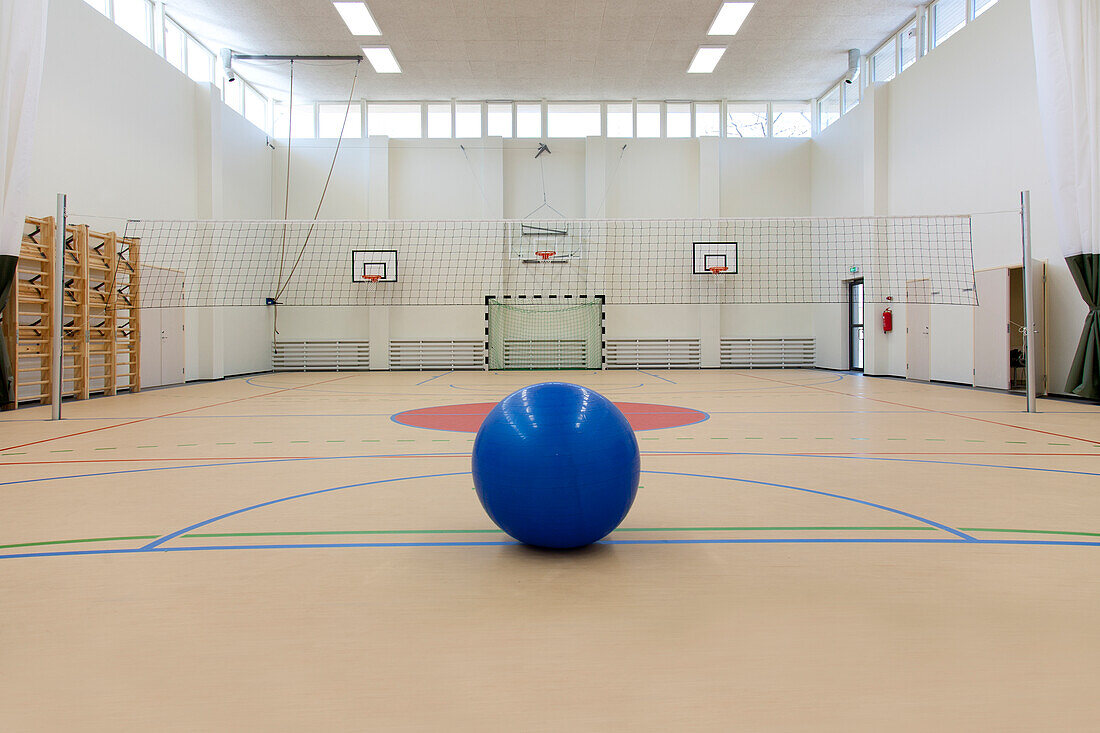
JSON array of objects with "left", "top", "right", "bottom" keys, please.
[
  {"left": 906, "top": 279, "right": 931, "bottom": 381},
  {"left": 159, "top": 307, "right": 185, "bottom": 385},
  {"left": 973, "top": 268, "right": 1009, "bottom": 389},
  {"left": 140, "top": 308, "right": 162, "bottom": 388}
]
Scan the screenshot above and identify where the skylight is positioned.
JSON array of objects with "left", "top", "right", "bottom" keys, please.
[
  {"left": 708, "top": 3, "right": 754, "bottom": 35},
  {"left": 363, "top": 47, "right": 401, "bottom": 73},
  {"left": 688, "top": 47, "right": 726, "bottom": 74},
  {"left": 334, "top": 3, "right": 381, "bottom": 36}
]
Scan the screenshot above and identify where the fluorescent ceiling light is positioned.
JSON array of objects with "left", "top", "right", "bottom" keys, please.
[
  {"left": 688, "top": 46, "right": 726, "bottom": 73},
  {"left": 708, "top": 2, "right": 754, "bottom": 35},
  {"left": 363, "top": 46, "right": 401, "bottom": 73},
  {"left": 334, "top": 2, "right": 381, "bottom": 36}
]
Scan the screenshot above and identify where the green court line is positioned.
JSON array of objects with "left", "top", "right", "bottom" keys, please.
[
  {"left": 1006, "top": 441, "right": 1027, "bottom": 444},
  {"left": 253, "top": 441, "right": 273, "bottom": 444},
  {"left": 1, "top": 452, "right": 26, "bottom": 456},
  {"left": 0, "top": 535, "right": 159, "bottom": 550},
  {"left": 94, "top": 447, "right": 116, "bottom": 451},
  {"left": 176, "top": 444, "right": 197, "bottom": 447},
  {"left": 137, "top": 445, "right": 156, "bottom": 449},
  {"left": 9, "top": 526, "right": 1100, "bottom": 552},
  {"left": 964, "top": 527, "right": 1100, "bottom": 538},
  {"left": 50, "top": 449, "right": 73, "bottom": 453},
  {"left": 289, "top": 440, "right": 309, "bottom": 444}
]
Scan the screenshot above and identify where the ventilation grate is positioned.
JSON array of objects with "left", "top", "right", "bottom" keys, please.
[
  {"left": 389, "top": 340, "right": 484, "bottom": 370},
  {"left": 605, "top": 339, "right": 701, "bottom": 369},
  {"left": 273, "top": 340, "right": 370, "bottom": 371},
  {"left": 720, "top": 338, "right": 815, "bottom": 368}
]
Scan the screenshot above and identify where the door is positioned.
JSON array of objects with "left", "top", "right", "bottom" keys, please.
[
  {"left": 973, "top": 268, "right": 1010, "bottom": 389},
  {"left": 158, "top": 307, "right": 185, "bottom": 385},
  {"left": 848, "top": 279, "right": 864, "bottom": 371},
  {"left": 906, "top": 279, "right": 931, "bottom": 381}
]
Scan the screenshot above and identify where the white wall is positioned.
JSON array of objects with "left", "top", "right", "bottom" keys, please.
[
  {"left": 808, "top": 0, "right": 1080, "bottom": 392},
  {"left": 30, "top": 0, "right": 275, "bottom": 383}
]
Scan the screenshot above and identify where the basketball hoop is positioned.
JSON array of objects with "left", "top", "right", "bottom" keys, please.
[
  {"left": 365, "top": 274, "right": 382, "bottom": 283},
  {"left": 708, "top": 266, "right": 729, "bottom": 275},
  {"left": 535, "top": 250, "right": 557, "bottom": 261}
]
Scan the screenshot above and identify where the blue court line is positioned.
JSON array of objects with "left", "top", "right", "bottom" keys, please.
[
  {"left": 644, "top": 470, "right": 975, "bottom": 541},
  {"left": 640, "top": 370, "right": 677, "bottom": 384},
  {"left": 447, "top": 383, "right": 646, "bottom": 392},
  {"left": 141, "top": 471, "right": 470, "bottom": 549},
  {"left": 4, "top": 536, "right": 1100, "bottom": 561},
  {"left": 415, "top": 371, "right": 453, "bottom": 386},
  {"left": 3, "top": 451, "right": 1099, "bottom": 494},
  {"left": 136, "top": 468, "right": 969, "bottom": 552}
]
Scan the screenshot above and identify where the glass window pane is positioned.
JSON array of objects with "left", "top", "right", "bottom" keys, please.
[
  {"left": 726, "top": 102, "right": 767, "bottom": 138},
  {"left": 695, "top": 103, "right": 720, "bottom": 137},
  {"left": 165, "top": 21, "right": 185, "bottom": 72},
  {"left": 487, "top": 103, "right": 512, "bottom": 137},
  {"left": 606, "top": 103, "right": 633, "bottom": 138},
  {"left": 244, "top": 87, "right": 267, "bottom": 131},
  {"left": 666, "top": 103, "right": 691, "bottom": 138},
  {"left": 318, "top": 103, "right": 362, "bottom": 138},
  {"left": 974, "top": 0, "right": 998, "bottom": 16},
  {"left": 455, "top": 103, "right": 482, "bottom": 138},
  {"left": 636, "top": 102, "right": 661, "bottom": 138},
  {"left": 186, "top": 38, "right": 212, "bottom": 84},
  {"left": 933, "top": 0, "right": 966, "bottom": 47},
  {"left": 871, "top": 38, "right": 896, "bottom": 82},
  {"left": 900, "top": 22, "right": 918, "bottom": 70},
  {"left": 225, "top": 82, "right": 243, "bottom": 114},
  {"left": 367, "top": 103, "right": 422, "bottom": 138},
  {"left": 547, "top": 103, "right": 600, "bottom": 138},
  {"left": 114, "top": 0, "right": 151, "bottom": 47},
  {"left": 516, "top": 103, "right": 541, "bottom": 138},
  {"left": 818, "top": 88, "right": 841, "bottom": 131},
  {"left": 273, "top": 103, "right": 315, "bottom": 139},
  {"left": 83, "top": 0, "right": 110, "bottom": 16},
  {"left": 427, "top": 103, "right": 452, "bottom": 138},
  {"left": 842, "top": 81, "right": 860, "bottom": 113},
  {"left": 773, "top": 102, "right": 811, "bottom": 138}
]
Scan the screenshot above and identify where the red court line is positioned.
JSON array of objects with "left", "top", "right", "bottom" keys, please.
[
  {"left": 0, "top": 374, "right": 357, "bottom": 453},
  {"left": 2, "top": 451, "right": 1098, "bottom": 468},
  {"left": 734, "top": 372, "right": 1100, "bottom": 446}
]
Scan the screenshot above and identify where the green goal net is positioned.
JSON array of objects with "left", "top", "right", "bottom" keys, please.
[{"left": 487, "top": 298, "right": 603, "bottom": 370}]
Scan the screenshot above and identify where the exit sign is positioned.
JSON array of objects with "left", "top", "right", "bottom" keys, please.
[{"left": 849, "top": 265, "right": 860, "bottom": 274}]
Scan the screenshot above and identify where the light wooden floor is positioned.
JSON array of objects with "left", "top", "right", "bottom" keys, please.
[{"left": 2, "top": 369, "right": 1099, "bottom": 731}]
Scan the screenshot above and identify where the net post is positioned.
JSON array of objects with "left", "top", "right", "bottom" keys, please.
[
  {"left": 1020, "top": 190, "right": 1037, "bottom": 414},
  {"left": 51, "top": 193, "right": 65, "bottom": 421}
]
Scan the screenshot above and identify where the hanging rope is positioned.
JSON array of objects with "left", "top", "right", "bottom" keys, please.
[
  {"left": 273, "top": 60, "right": 294, "bottom": 338},
  {"left": 273, "top": 59, "right": 361, "bottom": 303}
]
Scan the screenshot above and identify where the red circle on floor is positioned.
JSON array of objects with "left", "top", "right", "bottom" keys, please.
[{"left": 392, "top": 401, "right": 708, "bottom": 433}]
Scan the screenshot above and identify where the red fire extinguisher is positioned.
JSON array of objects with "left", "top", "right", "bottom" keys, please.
[{"left": 882, "top": 308, "right": 893, "bottom": 333}]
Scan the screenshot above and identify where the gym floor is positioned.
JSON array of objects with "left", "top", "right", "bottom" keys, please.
[{"left": 2, "top": 369, "right": 1099, "bottom": 730}]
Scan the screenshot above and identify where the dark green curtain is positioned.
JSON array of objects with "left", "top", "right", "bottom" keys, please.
[
  {"left": 1065, "top": 253, "right": 1100, "bottom": 400},
  {"left": 0, "top": 254, "right": 16, "bottom": 407}
]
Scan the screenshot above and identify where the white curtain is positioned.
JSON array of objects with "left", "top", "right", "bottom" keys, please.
[
  {"left": 1030, "top": 0, "right": 1099, "bottom": 258},
  {"left": 0, "top": 0, "right": 49, "bottom": 260}
]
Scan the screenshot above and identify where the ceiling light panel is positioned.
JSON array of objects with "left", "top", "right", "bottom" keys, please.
[
  {"left": 708, "top": 3, "right": 754, "bottom": 35},
  {"left": 688, "top": 46, "right": 726, "bottom": 74},
  {"left": 363, "top": 46, "right": 401, "bottom": 73},
  {"left": 334, "top": 2, "right": 381, "bottom": 36}
]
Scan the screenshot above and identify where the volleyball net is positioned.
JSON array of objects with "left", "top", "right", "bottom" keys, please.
[{"left": 124, "top": 217, "right": 977, "bottom": 308}]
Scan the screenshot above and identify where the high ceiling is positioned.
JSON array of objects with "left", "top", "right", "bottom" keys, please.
[{"left": 164, "top": 0, "right": 922, "bottom": 102}]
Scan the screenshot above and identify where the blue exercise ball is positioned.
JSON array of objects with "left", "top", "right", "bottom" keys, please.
[{"left": 472, "top": 382, "right": 640, "bottom": 549}]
